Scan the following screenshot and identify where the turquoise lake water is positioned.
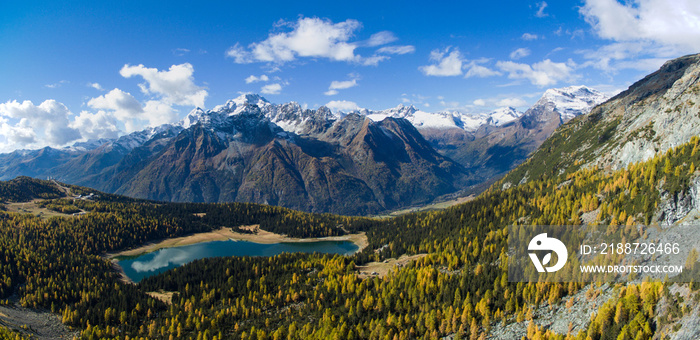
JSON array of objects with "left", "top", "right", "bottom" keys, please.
[{"left": 116, "top": 239, "right": 359, "bottom": 283}]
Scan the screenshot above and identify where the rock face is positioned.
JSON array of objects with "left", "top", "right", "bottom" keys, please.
[
  {"left": 501, "top": 53, "right": 700, "bottom": 188},
  {"left": 655, "top": 176, "right": 700, "bottom": 225}
]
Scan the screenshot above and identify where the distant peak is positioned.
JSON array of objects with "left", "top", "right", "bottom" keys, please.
[
  {"left": 231, "top": 93, "right": 270, "bottom": 106},
  {"left": 535, "top": 85, "right": 609, "bottom": 122},
  {"left": 386, "top": 103, "right": 418, "bottom": 116}
]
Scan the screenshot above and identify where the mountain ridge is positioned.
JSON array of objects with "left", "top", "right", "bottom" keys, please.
[{"left": 0, "top": 85, "right": 607, "bottom": 215}]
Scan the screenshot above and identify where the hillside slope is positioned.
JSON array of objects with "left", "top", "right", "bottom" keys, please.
[{"left": 501, "top": 53, "right": 700, "bottom": 189}]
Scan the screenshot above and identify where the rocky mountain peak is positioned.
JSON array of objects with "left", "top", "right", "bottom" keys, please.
[{"left": 535, "top": 85, "right": 608, "bottom": 122}]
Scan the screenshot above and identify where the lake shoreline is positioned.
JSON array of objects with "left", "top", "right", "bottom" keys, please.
[{"left": 104, "top": 226, "right": 368, "bottom": 260}]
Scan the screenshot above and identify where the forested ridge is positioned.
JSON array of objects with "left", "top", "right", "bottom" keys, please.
[{"left": 1, "top": 136, "right": 700, "bottom": 339}]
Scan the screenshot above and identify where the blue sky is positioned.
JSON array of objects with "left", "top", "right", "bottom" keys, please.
[{"left": 1, "top": 0, "right": 699, "bottom": 152}]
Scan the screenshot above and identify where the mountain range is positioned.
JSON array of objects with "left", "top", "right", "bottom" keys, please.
[{"left": 0, "top": 86, "right": 607, "bottom": 215}]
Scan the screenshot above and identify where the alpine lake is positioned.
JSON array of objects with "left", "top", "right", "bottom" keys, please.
[{"left": 114, "top": 239, "right": 359, "bottom": 283}]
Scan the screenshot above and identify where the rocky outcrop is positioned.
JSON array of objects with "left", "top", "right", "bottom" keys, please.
[{"left": 656, "top": 176, "right": 700, "bottom": 225}]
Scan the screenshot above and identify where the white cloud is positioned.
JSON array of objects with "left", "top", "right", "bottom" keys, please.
[
  {"left": 535, "top": 1, "right": 549, "bottom": 18},
  {"left": 119, "top": 63, "right": 207, "bottom": 107},
  {"left": 473, "top": 99, "right": 486, "bottom": 106},
  {"left": 87, "top": 88, "right": 177, "bottom": 132},
  {"left": 360, "top": 55, "right": 389, "bottom": 66},
  {"left": 261, "top": 83, "right": 282, "bottom": 95},
  {"left": 329, "top": 79, "right": 358, "bottom": 90},
  {"left": 464, "top": 59, "right": 501, "bottom": 78},
  {"left": 465, "top": 64, "right": 501, "bottom": 78},
  {"left": 376, "top": 45, "right": 416, "bottom": 55},
  {"left": 88, "top": 89, "right": 143, "bottom": 119},
  {"left": 245, "top": 74, "right": 269, "bottom": 84},
  {"left": 522, "top": 33, "right": 539, "bottom": 40},
  {"left": 324, "top": 100, "right": 361, "bottom": 112},
  {"left": 0, "top": 100, "right": 81, "bottom": 150},
  {"left": 510, "top": 48, "right": 531, "bottom": 60},
  {"left": 44, "top": 80, "right": 68, "bottom": 89},
  {"left": 578, "top": 41, "right": 674, "bottom": 72},
  {"left": 226, "top": 43, "right": 253, "bottom": 64},
  {"left": 580, "top": 0, "right": 700, "bottom": 52},
  {"left": 496, "top": 59, "right": 576, "bottom": 86},
  {"left": 496, "top": 98, "right": 528, "bottom": 107},
  {"left": 173, "top": 48, "right": 190, "bottom": 56},
  {"left": 419, "top": 47, "right": 464, "bottom": 76},
  {"left": 70, "top": 110, "right": 119, "bottom": 140},
  {"left": 324, "top": 78, "right": 359, "bottom": 96},
  {"left": 88, "top": 82, "right": 104, "bottom": 91},
  {"left": 227, "top": 17, "right": 362, "bottom": 64},
  {"left": 87, "top": 89, "right": 147, "bottom": 132},
  {"left": 367, "top": 31, "right": 397, "bottom": 47}
]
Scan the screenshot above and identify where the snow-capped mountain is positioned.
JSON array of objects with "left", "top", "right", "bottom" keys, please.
[
  {"left": 178, "top": 85, "right": 605, "bottom": 139},
  {"left": 362, "top": 104, "right": 522, "bottom": 132},
  {"left": 537, "top": 85, "right": 608, "bottom": 122},
  {"left": 182, "top": 94, "right": 337, "bottom": 135}
]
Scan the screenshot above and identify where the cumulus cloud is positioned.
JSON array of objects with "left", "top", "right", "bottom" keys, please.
[
  {"left": 496, "top": 98, "right": 528, "bottom": 107},
  {"left": 70, "top": 110, "right": 119, "bottom": 140},
  {"left": 580, "top": 0, "right": 700, "bottom": 52},
  {"left": 419, "top": 47, "right": 464, "bottom": 76},
  {"left": 120, "top": 63, "right": 207, "bottom": 107},
  {"left": 227, "top": 17, "right": 362, "bottom": 64},
  {"left": 261, "top": 83, "right": 283, "bottom": 95},
  {"left": 87, "top": 88, "right": 177, "bottom": 132},
  {"left": 0, "top": 100, "right": 82, "bottom": 151},
  {"left": 376, "top": 45, "right": 416, "bottom": 55},
  {"left": 0, "top": 62, "right": 210, "bottom": 152},
  {"left": 226, "top": 17, "right": 413, "bottom": 66},
  {"left": 88, "top": 89, "right": 143, "bottom": 120},
  {"left": 496, "top": 59, "right": 576, "bottom": 86},
  {"left": 522, "top": 33, "right": 539, "bottom": 40},
  {"left": 473, "top": 99, "right": 486, "bottom": 106},
  {"left": 510, "top": 48, "right": 531, "bottom": 60},
  {"left": 245, "top": 74, "right": 269, "bottom": 83},
  {"left": 325, "top": 100, "right": 361, "bottom": 112}
]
